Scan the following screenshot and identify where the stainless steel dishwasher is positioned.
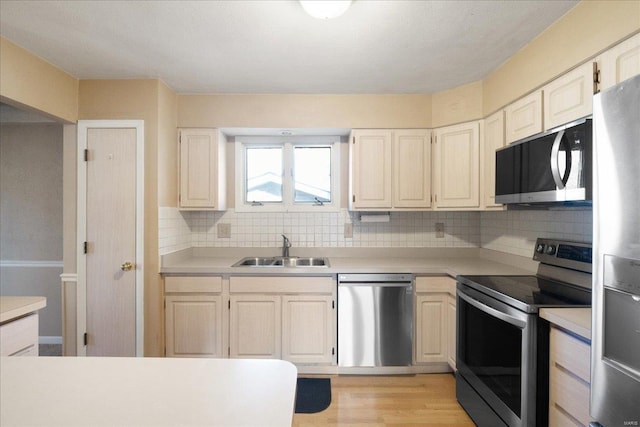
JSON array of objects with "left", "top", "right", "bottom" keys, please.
[{"left": 338, "top": 273, "right": 413, "bottom": 367}]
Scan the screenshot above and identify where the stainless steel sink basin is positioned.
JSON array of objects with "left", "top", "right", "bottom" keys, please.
[{"left": 232, "top": 256, "right": 329, "bottom": 267}]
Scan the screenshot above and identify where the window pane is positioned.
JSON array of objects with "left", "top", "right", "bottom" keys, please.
[
  {"left": 294, "top": 147, "right": 331, "bottom": 203},
  {"left": 246, "top": 147, "right": 283, "bottom": 202}
]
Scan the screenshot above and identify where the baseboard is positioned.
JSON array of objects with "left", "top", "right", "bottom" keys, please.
[{"left": 39, "top": 336, "right": 62, "bottom": 345}]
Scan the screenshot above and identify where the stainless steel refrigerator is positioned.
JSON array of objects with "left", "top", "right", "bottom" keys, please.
[{"left": 591, "top": 74, "right": 640, "bottom": 426}]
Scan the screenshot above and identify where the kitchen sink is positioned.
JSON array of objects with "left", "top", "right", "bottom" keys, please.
[{"left": 232, "top": 256, "right": 329, "bottom": 267}]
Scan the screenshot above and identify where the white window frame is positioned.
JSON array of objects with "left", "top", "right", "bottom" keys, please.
[{"left": 235, "top": 136, "right": 341, "bottom": 212}]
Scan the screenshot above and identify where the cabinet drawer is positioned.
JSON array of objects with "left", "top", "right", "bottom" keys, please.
[
  {"left": 0, "top": 313, "right": 39, "bottom": 356},
  {"left": 549, "top": 403, "right": 583, "bottom": 427},
  {"left": 550, "top": 327, "right": 590, "bottom": 383},
  {"left": 165, "top": 276, "right": 222, "bottom": 293},
  {"left": 415, "top": 276, "right": 455, "bottom": 294},
  {"left": 230, "top": 276, "right": 333, "bottom": 294},
  {"left": 550, "top": 364, "right": 591, "bottom": 426}
]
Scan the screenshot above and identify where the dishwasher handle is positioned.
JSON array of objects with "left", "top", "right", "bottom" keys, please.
[{"left": 338, "top": 281, "right": 413, "bottom": 288}]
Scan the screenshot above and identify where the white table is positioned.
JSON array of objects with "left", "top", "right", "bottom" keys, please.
[{"left": 0, "top": 357, "right": 297, "bottom": 426}]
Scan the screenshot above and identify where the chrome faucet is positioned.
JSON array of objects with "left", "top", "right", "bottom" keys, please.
[{"left": 281, "top": 234, "right": 291, "bottom": 258}]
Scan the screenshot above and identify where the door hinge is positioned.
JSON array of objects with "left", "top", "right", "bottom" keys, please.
[
  {"left": 83, "top": 332, "right": 88, "bottom": 346},
  {"left": 593, "top": 62, "right": 601, "bottom": 94},
  {"left": 332, "top": 300, "right": 335, "bottom": 309},
  {"left": 228, "top": 300, "right": 231, "bottom": 309},
  {"left": 352, "top": 195, "right": 355, "bottom": 203},
  {"left": 84, "top": 149, "right": 89, "bottom": 162},
  {"left": 83, "top": 241, "right": 88, "bottom": 254},
  {"left": 332, "top": 347, "right": 335, "bottom": 356},
  {"left": 352, "top": 136, "right": 355, "bottom": 144},
  {"left": 228, "top": 347, "right": 231, "bottom": 357}
]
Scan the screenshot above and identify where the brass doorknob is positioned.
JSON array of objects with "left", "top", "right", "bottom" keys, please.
[{"left": 121, "top": 262, "right": 134, "bottom": 271}]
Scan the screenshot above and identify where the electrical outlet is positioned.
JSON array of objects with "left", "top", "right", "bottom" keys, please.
[
  {"left": 344, "top": 223, "right": 353, "bottom": 238},
  {"left": 217, "top": 223, "right": 231, "bottom": 238},
  {"left": 435, "top": 222, "right": 445, "bottom": 238}
]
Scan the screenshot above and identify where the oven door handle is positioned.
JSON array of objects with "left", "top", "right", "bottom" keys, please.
[{"left": 458, "top": 291, "right": 527, "bottom": 329}]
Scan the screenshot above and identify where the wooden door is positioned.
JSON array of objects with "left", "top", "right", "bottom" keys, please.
[
  {"left": 281, "top": 295, "right": 333, "bottom": 364},
  {"left": 505, "top": 91, "right": 543, "bottom": 143},
  {"left": 350, "top": 130, "right": 392, "bottom": 209},
  {"left": 433, "top": 122, "right": 480, "bottom": 208},
  {"left": 600, "top": 33, "right": 640, "bottom": 90},
  {"left": 165, "top": 295, "right": 222, "bottom": 358},
  {"left": 415, "top": 294, "right": 447, "bottom": 363},
  {"left": 229, "top": 295, "right": 280, "bottom": 359},
  {"left": 86, "top": 128, "right": 137, "bottom": 356},
  {"left": 393, "top": 130, "right": 431, "bottom": 208},
  {"left": 543, "top": 62, "right": 595, "bottom": 130},
  {"left": 481, "top": 111, "right": 505, "bottom": 209}
]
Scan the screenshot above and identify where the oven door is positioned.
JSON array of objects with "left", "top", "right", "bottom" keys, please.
[{"left": 456, "top": 283, "right": 537, "bottom": 427}]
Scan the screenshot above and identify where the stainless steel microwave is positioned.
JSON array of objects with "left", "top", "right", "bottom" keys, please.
[{"left": 495, "top": 117, "right": 592, "bottom": 204}]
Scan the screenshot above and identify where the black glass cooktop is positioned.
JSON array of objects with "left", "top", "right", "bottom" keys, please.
[{"left": 457, "top": 275, "right": 592, "bottom": 313}]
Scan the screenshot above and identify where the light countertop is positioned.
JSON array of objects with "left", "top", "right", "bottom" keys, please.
[
  {"left": 161, "top": 247, "right": 537, "bottom": 277},
  {"left": 540, "top": 307, "right": 591, "bottom": 340},
  {"left": 0, "top": 296, "right": 47, "bottom": 323},
  {"left": 0, "top": 357, "right": 297, "bottom": 427}
]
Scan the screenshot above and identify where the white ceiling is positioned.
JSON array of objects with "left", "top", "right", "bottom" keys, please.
[{"left": 0, "top": 0, "right": 578, "bottom": 94}]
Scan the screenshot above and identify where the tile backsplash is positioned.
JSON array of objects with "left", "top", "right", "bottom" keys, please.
[{"left": 159, "top": 207, "right": 592, "bottom": 258}]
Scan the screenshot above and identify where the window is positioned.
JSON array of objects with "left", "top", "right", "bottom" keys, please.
[{"left": 235, "top": 136, "right": 341, "bottom": 212}]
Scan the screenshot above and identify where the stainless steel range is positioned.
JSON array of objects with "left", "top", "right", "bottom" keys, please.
[{"left": 456, "top": 238, "right": 592, "bottom": 427}]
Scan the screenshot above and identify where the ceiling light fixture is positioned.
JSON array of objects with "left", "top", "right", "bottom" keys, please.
[{"left": 299, "top": 0, "right": 352, "bottom": 20}]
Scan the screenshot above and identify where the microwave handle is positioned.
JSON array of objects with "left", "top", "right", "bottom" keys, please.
[{"left": 551, "top": 130, "right": 567, "bottom": 189}]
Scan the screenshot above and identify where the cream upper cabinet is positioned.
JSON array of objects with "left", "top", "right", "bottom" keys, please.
[
  {"left": 393, "top": 130, "right": 432, "bottom": 208},
  {"left": 350, "top": 129, "right": 431, "bottom": 210},
  {"left": 599, "top": 32, "right": 640, "bottom": 91},
  {"left": 164, "top": 276, "right": 224, "bottom": 358},
  {"left": 480, "top": 110, "right": 505, "bottom": 209},
  {"left": 350, "top": 130, "right": 393, "bottom": 209},
  {"left": 281, "top": 295, "right": 334, "bottom": 364},
  {"left": 178, "top": 128, "right": 226, "bottom": 210},
  {"left": 433, "top": 121, "right": 480, "bottom": 209},
  {"left": 543, "top": 61, "right": 595, "bottom": 130},
  {"left": 505, "top": 91, "right": 543, "bottom": 143}
]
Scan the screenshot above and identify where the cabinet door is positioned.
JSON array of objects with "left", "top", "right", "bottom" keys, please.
[
  {"left": 544, "top": 62, "right": 595, "bottom": 130},
  {"left": 393, "top": 130, "right": 431, "bottom": 208},
  {"left": 433, "top": 122, "right": 480, "bottom": 208},
  {"left": 229, "top": 295, "right": 280, "bottom": 359},
  {"left": 179, "top": 128, "right": 225, "bottom": 209},
  {"left": 447, "top": 295, "right": 456, "bottom": 370},
  {"left": 350, "top": 130, "right": 392, "bottom": 209},
  {"left": 415, "top": 294, "right": 447, "bottom": 363},
  {"left": 505, "top": 91, "right": 543, "bottom": 143},
  {"left": 600, "top": 33, "right": 640, "bottom": 91},
  {"left": 282, "top": 295, "right": 334, "bottom": 364},
  {"left": 481, "top": 110, "right": 505, "bottom": 209},
  {"left": 165, "top": 295, "right": 223, "bottom": 358}
]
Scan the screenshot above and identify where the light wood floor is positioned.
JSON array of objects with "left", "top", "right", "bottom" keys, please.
[{"left": 292, "top": 373, "right": 475, "bottom": 426}]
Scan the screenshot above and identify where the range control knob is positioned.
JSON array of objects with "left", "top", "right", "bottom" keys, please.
[
  {"left": 536, "top": 243, "right": 546, "bottom": 254},
  {"left": 545, "top": 245, "right": 557, "bottom": 255}
]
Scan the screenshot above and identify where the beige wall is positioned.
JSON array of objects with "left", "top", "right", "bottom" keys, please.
[
  {"left": 431, "top": 80, "right": 483, "bottom": 128},
  {"left": 0, "top": 37, "right": 78, "bottom": 123},
  {"left": 178, "top": 94, "right": 433, "bottom": 129},
  {"left": 483, "top": 0, "right": 640, "bottom": 115},
  {"left": 157, "top": 81, "right": 178, "bottom": 207},
  {"left": 78, "top": 79, "right": 163, "bottom": 356}
]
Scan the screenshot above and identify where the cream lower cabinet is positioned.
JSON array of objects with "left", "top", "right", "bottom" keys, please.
[
  {"left": 229, "top": 276, "right": 335, "bottom": 365},
  {"left": 549, "top": 326, "right": 591, "bottom": 427},
  {"left": 0, "top": 313, "right": 39, "bottom": 357},
  {"left": 415, "top": 276, "right": 456, "bottom": 369},
  {"left": 433, "top": 121, "right": 480, "bottom": 209},
  {"left": 447, "top": 294, "right": 457, "bottom": 370},
  {"left": 164, "top": 276, "right": 224, "bottom": 358}
]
